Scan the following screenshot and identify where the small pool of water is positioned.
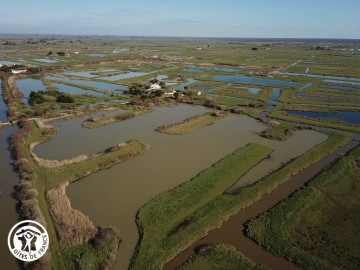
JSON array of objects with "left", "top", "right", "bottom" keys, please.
[
  {"left": 280, "top": 72, "right": 360, "bottom": 82},
  {"left": 285, "top": 110, "right": 360, "bottom": 125},
  {"left": 270, "top": 88, "right": 281, "bottom": 99},
  {"left": 53, "top": 83, "right": 109, "bottom": 98},
  {"left": 87, "top": 54, "right": 106, "bottom": 57},
  {"left": 323, "top": 79, "right": 360, "bottom": 87},
  {"left": 176, "top": 79, "right": 199, "bottom": 91},
  {"left": 45, "top": 76, "right": 128, "bottom": 92},
  {"left": 213, "top": 75, "right": 299, "bottom": 87},
  {"left": 16, "top": 78, "right": 47, "bottom": 105},
  {"left": 183, "top": 66, "right": 240, "bottom": 73},
  {"left": 33, "top": 58, "right": 59, "bottom": 63},
  {"left": 321, "top": 84, "right": 360, "bottom": 92},
  {"left": 100, "top": 72, "right": 149, "bottom": 81}
]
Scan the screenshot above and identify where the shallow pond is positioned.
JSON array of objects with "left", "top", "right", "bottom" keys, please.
[
  {"left": 321, "top": 84, "right": 360, "bottom": 92},
  {"left": 100, "top": 72, "right": 149, "bottom": 81},
  {"left": 213, "top": 75, "right": 299, "bottom": 87},
  {"left": 16, "top": 78, "right": 47, "bottom": 105},
  {"left": 183, "top": 66, "right": 240, "bottom": 73},
  {"left": 53, "top": 83, "right": 109, "bottom": 98},
  {"left": 323, "top": 79, "right": 360, "bottom": 87},
  {"left": 34, "top": 105, "right": 327, "bottom": 269},
  {"left": 270, "top": 88, "right": 281, "bottom": 99},
  {"left": 45, "top": 76, "right": 128, "bottom": 92},
  {"left": 33, "top": 58, "right": 59, "bottom": 63},
  {"left": 87, "top": 54, "right": 106, "bottom": 57},
  {"left": 176, "top": 79, "right": 198, "bottom": 90},
  {"left": 281, "top": 72, "right": 360, "bottom": 82},
  {"left": 285, "top": 110, "right": 360, "bottom": 125}
]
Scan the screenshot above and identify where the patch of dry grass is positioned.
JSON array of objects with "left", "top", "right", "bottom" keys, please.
[{"left": 47, "top": 182, "right": 97, "bottom": 245}]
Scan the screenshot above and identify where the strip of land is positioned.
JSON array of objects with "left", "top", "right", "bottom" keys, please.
[
  {"left": 246, "top": 146, "right": 360, "bottom": 270},
  {"left": 82, "top": 109, "right": 150, "bottom": 128},
  {"left": 179, "top": 244, "right": 267, "bottom": 270},
  {"left": 131, "top": 143, "right": 273, "bottom": 269},
  {"left": 163, "top": 132, "right": 354, "bottom": 270},
  {"left": 155, "top": 111, "right": 227, "bottom": 135}
]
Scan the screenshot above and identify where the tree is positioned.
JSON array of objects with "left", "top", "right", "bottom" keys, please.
[
  {"left": 56, "top": 94, "right": 74, "bottom": 103},
  {"left": 28, "top": 91, "right": 45, "bottom": 106},
  {"left": 159, "top": 81, "right": 166, "bottom": 88},
  {"left": 47, "top": 51, "right": 53, "bottom": 56}
]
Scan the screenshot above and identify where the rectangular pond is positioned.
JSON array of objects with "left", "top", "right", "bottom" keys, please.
[
  {"left": 323, "top": 79, "right": 360, "bottom": 87},
  {"left": 53, "top": 83, "right": 109, "bottom": 98},
  {"left": 45, "top": 76, "right": 128, "bottom": 92},
  {"left": 212, "top": 75, "right": 299, "bottom": 87},
  {"left": 285, "top": 110, "right": 360, "bottom": 125},
  {"left": 100, "top": 72, "right": 149, "bottom": 81},
  {"left": 321, "top": 84, "right": 360, "bottom": 92}
]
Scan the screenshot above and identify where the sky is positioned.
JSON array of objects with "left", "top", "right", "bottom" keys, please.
[{"left": 1, "top": 0, "right": 359, "bottom": 39}]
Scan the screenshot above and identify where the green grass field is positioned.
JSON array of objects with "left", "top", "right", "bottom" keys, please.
[
  {"left": 247, "top": 146, "right": 360, "bottom": 270},
  {"left": 180, "top": 244, "right": 267, "bottom": 270},
  {"left": 155, "top": 112, "right": 227, "bottom": 135}
]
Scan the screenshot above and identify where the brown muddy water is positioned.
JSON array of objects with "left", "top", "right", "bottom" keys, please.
[
  {"left": 0, "top": 126, "right": 21, "bottom": 270},
  {"left": 33, "top": 104, "right": 327, "bottom": 269}
]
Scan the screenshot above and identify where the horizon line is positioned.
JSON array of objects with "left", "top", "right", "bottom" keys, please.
[{"left": 0, "top": 33, "right": 360, "bottom": 41}]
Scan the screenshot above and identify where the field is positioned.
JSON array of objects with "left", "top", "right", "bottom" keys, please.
[{"left": 246, "top": 146, "right": 360, "bottom": 270}]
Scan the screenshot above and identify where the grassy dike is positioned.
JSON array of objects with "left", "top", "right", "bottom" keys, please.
[
  {"left": 82, "top": 108, "right": 151, "bottom": 129},
  {"left": 246, "top": 146, "right": 360, "bottom": 270},
  {"left": 131, "top": 131, "right": 351, "bottom": 270},
  {"left": 22, "top": 121, "right": 148, "bottom": 269},
  {"left": 132, "top": 143, "right": 273, "bottom": 269},
  {"left": 180, "top": 244, "right": 267, "bottom": 270},
  {"left": 155, "top": 112, "right": 227, "bottom": 135}
]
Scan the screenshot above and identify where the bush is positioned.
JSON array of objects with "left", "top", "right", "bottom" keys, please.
[
  {"left": 29, "top": 91, "right": 45, "bottom": 106},
  {"left": 56, "top": 94, "right": 74, "bottom": 103}
]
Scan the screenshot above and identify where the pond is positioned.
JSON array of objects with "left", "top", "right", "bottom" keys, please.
[
  {"left": 45, "top": 76, "right": 128, "bottom": 92},
  {"left": 34, "top": 105, "right": 327, "bottom": 270},
  {"left": 280, "top": 72, "right": 360, "bottom": 82},
  {"left": 285, "top": 110, "right": 360, "bottom": 125},
  {"left": 176, "top": 79, "right": 198, "bottom": 90},
  {"left": 321, "top": 84, "right": 360, "bottom": 92},
  {"left": 323, "top": 79, "right": 360, "bottom": 87},
  {"left": 16, "top": 78, "right": 47, "bottom": 105},
  {"left": 53, "top": 83, "right": 109, "bottom": 98},
  {"left": 33, "top": 58, "right": 59, "bottom": 63},
  {"left": 212, "top": 75, "right": 299, "bottom": 87},
  {"left": 270, "top": 88, "right": 281, "bottom": 99},
  {"left": 183, "top": 66, "right": 240, "bottom": 73},
  {"left": 99, "top": 72, "right": 149, "bottom": 81},
  {"left": 87, "top": 54, "right": 106, "bottom": 57}
]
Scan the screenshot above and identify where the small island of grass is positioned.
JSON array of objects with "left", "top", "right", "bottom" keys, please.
[
  {"left": 82, "top": 109, "right": 150, "bottom": 128},
  {"left": 156, "top": 111, "right": 228, "bottom": 135},
  {"left": 260, "top": 122, "right": 298, "bottom": 141}
]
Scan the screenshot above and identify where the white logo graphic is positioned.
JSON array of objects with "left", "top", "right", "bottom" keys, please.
[{"left": 8, "top": 220, "right": 49, "bottom": 261}]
